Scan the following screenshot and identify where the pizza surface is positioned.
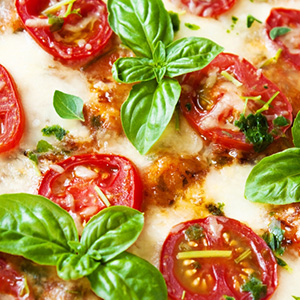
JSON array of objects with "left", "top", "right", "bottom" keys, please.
[{"left": 1, "top": 0, "right": 300, "bottom": 299}]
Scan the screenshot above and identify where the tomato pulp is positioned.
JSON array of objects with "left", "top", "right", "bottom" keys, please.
[
  {"left": 0, "top": 64, "right": 24, "bottom": 153},
  {"left": 16, "top": 0, "right": 112, "bottom": 64},
  {"left": 38, "top": 154, "right": 143, "bottom": 224},
  {"left": 160, "top": 216, "right": 278, "bottom": 300},
  {"left": 180, "top": 53, "right": 293, "bottom": 151}
]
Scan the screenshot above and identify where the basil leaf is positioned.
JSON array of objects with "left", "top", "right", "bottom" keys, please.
[
  {"left": 247, "top": 15, "right": 262, "bottom": 28},
  {"left": 269, "top": 26, "right": 291, "bottom": 40},
  {"left": 121, "top": 78, "right": 181, "bottom": 154},
  {"left": 165, "top": 37, "right": 224, "bottom": 77},
  {"left": 88, "top": 252, "right": 168, "bottom": 300},
  {"left": 112, "top": 57, "right": 155, "bottom": 83},
  {"left": 107, "top": 0, "right": 173, "bottom": 58},
  {"left": 53, "top": 90, "right": 85, "bottom": 121},
  {"left": 292, "top": 111, "right": 300, "bottom": 147},
  {"left": 80, "top": 206, "right": 144, "bottom": 262},
  {"left": 185, "top": 23, "right": 200, "bottom": 30},
  {"left": 245, "top": 148, "right": 300, "bottom": 204},
  {"left": 57, "top": 253, "right": 100, "bottom": 280},
  {"left": 0, "top": 193, "right": 78, "bottom": 265}
]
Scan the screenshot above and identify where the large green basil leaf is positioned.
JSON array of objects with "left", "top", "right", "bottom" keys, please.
[
  {"left": 0, "top": 193, "right": 78, "bottom": 265},
  {"left": 165, "top": 37, "right": 224, "bottom": 77},
  {"left": 57, "top": 253, "right": 100, "bottom": 280},
  {"left": 121, "top": 78, "right": 181, "bottom": 154},
  {"left": 245, "top": 148, "right": 300, "bottom": 204},
  {"left": 107, "top": 0, "right": 173, "bottom": 58},
  {"left": 112, "top": 57, "right": 155, "bottom": 83},
  {"left": 88, "top": 252, "right": 168, "bottom": 300},
  {"left": 292, "top": 111, "right": 300, "bottom": 147},
  {"left": 80, "top": 206, "right": 143, "bottom": 263}
]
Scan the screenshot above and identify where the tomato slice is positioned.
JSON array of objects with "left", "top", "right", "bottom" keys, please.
[
  {"left": 0, "top": 64, "right": 24, "bottom": 153},
  {"left": 38, "top": 154, "right": 143, "bottom": 223},
  {"left": 180, "top": 53, "right": 293, "bottom": 151},
  {"left": 171, "top": 0, "right": 236, "bottom": 18},
  {"left": 15, "top": 0, "right": 112, "bottom": 64},
  {"left": 266, "top": 8, "right": 300, "bottom": 70},
  {"left": 0, "top": 258, "right": 33, "bottom": 300},
  {"left": 160, "top": 216, "right": 278, "bottom": 300}
]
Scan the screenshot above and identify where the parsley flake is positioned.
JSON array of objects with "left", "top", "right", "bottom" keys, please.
[
  {"left": 184, "top": 224, "right": 205, "bottom": 241},
  {"left": 241, "top": 276, "right": 267, "bottom": 300},
  {"left": 42, "top": 125, "right": 68, "bottom": 141}
]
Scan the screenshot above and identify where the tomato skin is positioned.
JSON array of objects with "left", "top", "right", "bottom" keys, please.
[
  {"left": 180, "top": 53, "right": 293, "bottom": 151},
  {"left": 0, "top": 258, "right": 33, "bottom": 300},
  {"left": 266, "top": 8, "right": 300, "bottom": 70},
  {"left": 172, "top": 0, "right": 236, "bottom": 17},
  {"left": 160, "top": 216, "right": 278, "bottom": 300},
  {"left": 38, "top": 153, "right": 143, "bottom": 223},
  {"left": 15, "top": 0, "right": 112, "bottom": 64},
  {"left": 0, "top": 64, "right": 25, "bottom": 153}
]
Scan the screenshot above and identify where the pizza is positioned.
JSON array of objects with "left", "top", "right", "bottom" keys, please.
[{"left": 1, "top": 0, "right": 300, "bottom": 299}]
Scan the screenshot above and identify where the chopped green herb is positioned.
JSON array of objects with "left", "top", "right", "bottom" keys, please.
[
  {"left": 221, "top": 71, "right": 243, "bottom": 87},
  {"left": 90, "top": 115, "right": 102, "bottom": 128},
  {"left": 181, "top": 290, "right": 186, "bottom": 300},
  {"left": 275, "top": 256, "right": 292, "bottom": 272},
  {"left": 36, "top": 139, "right": 53, "bottom": 153},
  {"left": 192, "top": 261, "right": 201, "bottom": 270},
  {"left": 273, "top": 116, "right": 290, "bottom": 127},
  {"left": 48, "top": 15, "right": 64, "bottom": 32},
  {"left": 270, "top": 26, "right": 291, "bottom": 40},
  {"left": 223, "top": 296, "right": 236, "bottom": 300},
  {"left": 206, "top": 202, "right": 225, "bottom": 216},
  {"left": 235, "top": 113, "right": 274, "bottom": 152},
  {"left": 292, "top": 297, "right": 300, "bottom": 300},
  {"left": 241, "top": 276, "right": 267, "bottom": 300},
  {"left": 184, "top": 23, "right": 200, "bottom": 30},
  {"left": 247, "top": 15, "right": 262, "bottom": 28},
  {"left": 234, "top": 248, "right": 251, "bottom": 264},
  {"left": 42, "top": 125, "right": 68, "bottom": 141},
  {"left": 262, "top": 218, "right": 285, "bottom": 256},
  {"left": 261, "top": 48, "right": 282, "bottom": 67},
  {"left": 185, "top": 102, "right": 192, "bottom": 112},
  {"left": 169, "top": 11, "right": 180, "bottom": 32},
  {"left": 222, "top": 131, "right": 233, "bottom": 138},
  {"left": 184, "top": 224, "right": 204, "bottom": 241},
  {"left": 27, "top": 151, "right": 38, "bottom": 165}
]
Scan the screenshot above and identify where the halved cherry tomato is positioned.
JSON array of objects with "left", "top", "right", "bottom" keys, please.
[
  {"left": 180, "top": 53, "right": 293, "bottom": 151},
  {"left": 160, "top": 216, "right": 278, "bottom": 300},
  {"left": 0, "top": 64, "right": 24, "bottom": 153},
  {"left": 0, "top": 258, "right": 33, "bottom": 300},
  {"left": 15, "top": 0, "right": 112, "bottom": 64},
  {"left": 38, "top": 154, "right": 143, "bottom": 223},
  {"left": 171, "top": 0, "right": 236, "bottom": 18},
  {"left": 266, "top": 8, "right": 300, "bottom": 70}
]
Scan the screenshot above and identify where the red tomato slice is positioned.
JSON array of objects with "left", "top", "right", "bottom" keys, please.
[
  {"left": 38, "top": 154, "right": 143, "bottom": 223},
  {"left": 0, "top": 258, "right": 33, "bottom": 300},
  {"left": 171, "top": 0, "right": 236, "bottom": 18},
  {"left": 266, "top": 8, "right": 300, "bottom": 70},
  {"left": 160, "top": 216, "right": 278, "bottom": 300},
  {"left": 0, "top": 64, "right": 24, "bottom": 153},
  {"left": 15, "top": 0, "right": 112, "bottom": 64},
  {"left": 180, "top": 53, "right": 293, "bottom": 151}
]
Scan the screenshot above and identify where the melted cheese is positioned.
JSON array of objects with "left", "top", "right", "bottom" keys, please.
[{"left": 0, "top": 0, "right": 300, "bottom": 299}]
